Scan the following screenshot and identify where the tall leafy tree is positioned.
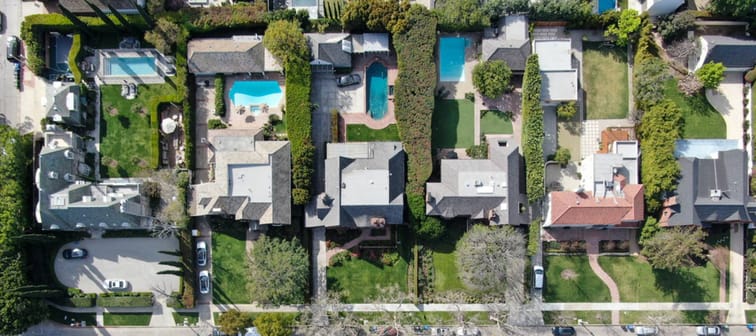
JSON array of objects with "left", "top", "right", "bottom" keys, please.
[
  {"left": 434, "top": 0, "right": 488, "bottom": 31},
  {"left": 638, "top": 100, "right": 683, "bottom": 213},
  {"left": 255, "top": 313, "right": 293, "bottom": 336},
  {"left": 708, "top": 0, "right": 756, "bottom": 17},
  {"left": 248, "top": 235, "right": 309, "bottom": 305},
  {"left": 604, "top": 9, "right": 641, "bottom": 46},
  {"left": 263, "top": 20, "right": 310, "bottom": 67},
  {"left": 0, "top": 255, "right": 48, "bottom": 334},
  {"left": 217, "top": 310, "right": 254, "bottom": 335},
  {"left": 144, "top": 18, "right": 184, "bottom": 54},
  {"left": 456, "top": 225, "right": 525, "bottom": 297},
  {"left": 695, "top": 62, "right": 726, "bottom": 89},
  {"left": 472, "top": 60, "right": 512, "bottom": 99},
  {"left": 522, "top": 54, "right": 544, "bottom": 202},
  {"left": 642, "top": 226, "right": 707, "bottom": 270}
]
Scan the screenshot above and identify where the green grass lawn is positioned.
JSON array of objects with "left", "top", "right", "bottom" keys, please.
[
  {"left": 543, "top": 311, "right": 611, "bottom": 325},
  {"left": 346, "top": 124, "right": 401, "bottom": 141},
  {"left": 172, "top": 312, "right": 199, "bottom": 325},
  {"left": 103, "top": 313, "right": 152, "bottom": 326},
  {"left": 432, "top": 99, "right": 474, "bottom": 149},
  {"left": 327, "top": 256, "right": 409, "bottom": 303},
  {"left": 100, "top": 85, "right": 162, "bottom": 177},
  {"left": 544, "top": 256, "right": 611, "bottom": 302},
  {"left": 622, "top": 310, "right": 727, "bottom": 324},
  {"left": 212, "top": 225, "right": 251, "bottom": 304},
  {"left": 664, "top": 79, "right": 726, "bottom": 139},
  {"left": 423, "top": 221, "right": 466, "bottom": 293},
  {"left": 480, "top": 110, "right": 513, "bottom": 135},
  {"left": 583, "top": 42, "right": 629, "bottom": 120},
  {"left": 48, "top": 306, "right": 97, "bottom": 326},
  {"left": 747, "top": 310, "right": 756, "bottom": 322},
  {"left": 598, "top": 256, "right": 720, "bottom": 302}
]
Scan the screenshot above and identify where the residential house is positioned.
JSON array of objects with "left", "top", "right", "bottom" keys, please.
[
  {"left": 36, "top": 126, "right": 152, "bottom": 231},
  {"left": 629, "top": 0, "right": 684, "bottom": 16},
  {"left": 425, "top": 138, "right": 528, "bottom": 225},
  {"left": 694, "top": 36, "right": 756, "bottom": 72},
  {"left": 660, "top": 143, "right": 751, "bottom": 227},
  {"left": 190, "top": 130, "right": 291, "bottom": 227},
  {"left": 482, "top": 15, "right": 531, "bottom": 73},
  {"left": 187, "top": 36, "right": 282, "bottom": 76},
  {"left": 533, "top": 39, "right": 578, "bottom": 104},
  {"left": 545, "top": 140, "right": 644, "bottom": 229},
  {"left": 306, "top": 142, "right": 405, "bottom": 228},
  {"left": 45, "top": 83, "right": 85, "bottom": 128},
  {"left": 59, "top": 0, "right": 143, "bottom": 14},
  {"left": 306, "top": 33, "right": 353, "bottom": 73}
]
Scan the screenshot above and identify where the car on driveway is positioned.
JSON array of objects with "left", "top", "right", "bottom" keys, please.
[
  {"left": 62, "top": 248, "right": 88, "bottom": 259},
  {"left": 696, "top": 326, "right": 721, "bottom": 336},
  {"left": 197, "top": 241, "right": 207, "bottom": 267},
  {"left": 199, "top": 271, "right": 210, "bottom": 294},
  {"left": 336, "top": 74, "right": 361, "bottom": 87},
  {"left": 6, "top": 35, "right": 20, "bottom": 62},
  {"left": 634, "top": 326, "right": 657, "bottom": 336},
  {"left": 103, "top": 279, "right": 128, "bottom": 290},
  {"left": 533, "top": 265, "right": 544, "bottom": 289},
  {"left": 552, "top": 326, "right": 576, "bottom": 336}
]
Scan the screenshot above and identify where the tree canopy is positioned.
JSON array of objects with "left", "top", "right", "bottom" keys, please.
[
  {"left": 143, "top": 17, "right": 183, "bottom": 54},
  {"left": 263, "top": 20, "right": 310, "bottom": 67},
  {"left": 340, "top": 0, "right": 409, "bottom": 33},
  {"left": 633, "top": 58, "right": 671, "bottom": 112},
  {"left": 434, "top": 0, "right": 488, "bottom": 31},
  {"left": 217, "top": 310, "right": 254, "bottom": 335},
  {"left": 695, "top": 62, "right": 726, "bottom": 89},
  {"left": 0, "top": 255, "right": 48, "bottom": 334},
  {"left": 522, "top": 54, "right": 545, "bottom": 202},
  {"left": 455, "top": 225, "right": 525, "bottom": 296},
  {"left": 604, "top": 9, "right": 641, "bottom": 46},
  {"left": 708, "top": 0, "right": 756, "bottom": 17},
  {"left": 255, "top": 313, "right": 293, "bottom": 336},
  {"left": 248, "top": 235, "right": 309, "bottom": 305},
  {"left": 638, "top": 100, "right": 683, "bottom": 213},
  {"left": 642, "top": 226, "right": 707, "bottom": 270},
  {"left": 472, "top": 60, "right": 512, "bottom": 99}
]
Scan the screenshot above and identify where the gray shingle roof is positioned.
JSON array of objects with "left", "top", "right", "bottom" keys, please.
[
  {"left": 46, "top": 84, "right": 83, "bottom": 127},
  {"left": 187, "top": 38, "right": 265, "bottom": 74},
  {"left": 307, "top": 34, "right": 352, "bottom": 69},
  {"left": 700, "top": 36, "right": 756, "bottom": 69},
  {"left": 482, "top": 15, "right": 531, "bottom": 71}
]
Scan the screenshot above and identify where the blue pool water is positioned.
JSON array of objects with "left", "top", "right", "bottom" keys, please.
[
  {"left": 439, "top": 37, "right": 467, "bottom": 82},
  {"left": 228, "top": 81, "right": 283, "bottom": 113},
  {"left": 597, "top": 0, "right": 616, "bottom": 13},
  {"left": 367, "top": 62, "right": 388, "bottom": 120},
  {"left": 108, "top": 57, "right": 157, "bottom": 76}
]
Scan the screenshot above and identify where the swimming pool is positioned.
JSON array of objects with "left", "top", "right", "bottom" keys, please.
[
  {"left": 228, "top": 81, "right": 283, "bottom": 113},
  {"left": 107, "top": 57, "right": 157, "bottom": 76},
  {"left": 439, "top": 37, "right": 467, "bottom": 82},
  {"left": 367, "top": 62, "right": 388, "bottom": 120}
]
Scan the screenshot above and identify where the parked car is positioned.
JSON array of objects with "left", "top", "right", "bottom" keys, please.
[
  {"left": 533, "top": 265, "right": 544, "bottom": 289},
  {"left": 103, "top": 279, "right": 128, "bottom": 290},
  {"left": 552, "top": 326, "right": 576, "bottom": 336},
  {"left": 6, "top": 35, "right": 19, "bottom": 61},
  {"left": 336, "top": 74, "right": 361, "bottom": 87},
  {"left": 199, "top": 270, "right": 210, "bottom": 294},
  {"left": 696, "top": 326, "right": 721, "bottom": 336},
  {"left": 62, "top": 248, "right": 88, "bottom": 259},
  {"left": 196, "top": 241, "right": 207, "bottom": 267},
  {"left": 634, "top": 326, "right": 658, "bottom": 336}
]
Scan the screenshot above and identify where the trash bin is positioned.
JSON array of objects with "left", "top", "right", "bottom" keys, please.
[{"left": 746, "top": 323, "right": 753, "bottom": 331}]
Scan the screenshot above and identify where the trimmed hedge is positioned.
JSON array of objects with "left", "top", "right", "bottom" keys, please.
[
  {"left": 214, "top": 74, "right": 225, "bottom": 117},
  {"left": 286, "top": 58, "right": 314, "bottom": 205},
  {"left": 97, "top": 292, "right": 154, "bottom": 307},
  {"left": 180, "top": 2, "right": 267, "bottom": 33},
  {"left": 522, "top": 55, "right": 544, "bottom": 203},
  {"left": 331, "top": 109, "right": 340, "bottom": 143},
  {"left": 68, "top": 34, "right": 84, "bottom": 83},
  {"left": 638, "top": 100, "right": 683, "bottom": 214},
  {"left": 53, "top": 288, "right": 96, "bottom": 308}
]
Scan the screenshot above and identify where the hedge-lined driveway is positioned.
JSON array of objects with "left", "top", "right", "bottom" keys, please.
[{"left": 55, "top": 238, "right": 180, "bottom": 294}]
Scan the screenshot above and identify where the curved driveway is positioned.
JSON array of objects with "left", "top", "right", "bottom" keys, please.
[{"left": 55, "top": 238, "right": 180, "bottom": 294}]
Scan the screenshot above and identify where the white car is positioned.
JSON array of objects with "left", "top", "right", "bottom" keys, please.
[
  {"left": 634, "top": 326, "right": 658, "bottom": 336},
  {"left": 196, "top": 241, "right": 207, "bottom": 267},
  {"left": 696, "top": 326, "right": 721, "bottom": 336},
  {"left": 533, "top": 265, "right": 544, "bottom": 289},
  {"left": 103, "top": 279, "right": 128, "bottom": 290},
  {"left": 199, "top": 271, "right": 210, "bottom": 294}
]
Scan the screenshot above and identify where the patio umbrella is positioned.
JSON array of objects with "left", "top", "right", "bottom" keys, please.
[{"left": 161, "top": 118, "right": 177, "bottom": 134}]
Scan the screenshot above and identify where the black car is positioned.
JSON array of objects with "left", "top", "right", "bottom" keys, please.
[
  {"left": 336, "top": 74, "right": 361, "bottom": 87},
  {"left": 552, "top": 326, "right": 576, "bottom": 336},
  {"left": 6, "top": 35, "right": 19, "bottom": 62},
  {"left": 62, "top": 248, "right": 88, "bottom": 259}
]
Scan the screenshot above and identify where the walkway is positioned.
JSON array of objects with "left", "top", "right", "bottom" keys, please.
[
  {"left": 707, "top": 72, "right": 745, "bottom": 143},
  {"left": 325, "top": 227, "right": 392, "bottom": 262},
  {"left": 312, "top": 227, "right": 327, "bottom": 299},
  {"left": 727, "top": 223, "right": 746, "bottom": 324},
  {"left": 586, "top": 238, "right": 620, "bottom": 324}
]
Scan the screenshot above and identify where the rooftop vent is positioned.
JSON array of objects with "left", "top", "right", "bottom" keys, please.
[
  {"left": 64, "top": 150, "right": 75, "bottom": 160},
  {"left": 63, "top": 173, "right": 76, "bottom": 182},
  {"left": 710, "top": 189, "right": 723, "bottom": 200},
  {"left": 48, "top": 171, "right": 59, "bottom": 179}
]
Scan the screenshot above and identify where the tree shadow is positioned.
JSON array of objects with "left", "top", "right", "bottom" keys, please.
[
  {"left": 117, "top": 115, "right": 131, "bottom": 129},
  {"left": 652, "top": 268, "right": 707, "bottom": 302}
]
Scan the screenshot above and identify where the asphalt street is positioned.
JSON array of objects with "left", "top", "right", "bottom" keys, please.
[{"left": 0, "top": 0, "right": 22, "bottom": 128}]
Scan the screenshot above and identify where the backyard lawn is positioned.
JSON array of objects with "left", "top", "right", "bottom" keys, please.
[
  {"left": 103, "top": 313, "right": 152, "bottom": 326},
  {"left": 598, "top": 256, "right": 721, "bottom": 302},
  {"left": 432, "top": 99, "right": 474, "bottom": 149},
  {"left": 347, "top": 124, "right": 401, "bottom": 142},
  {"left": 544, "top": 256, "right": 611, "bottom": 302},
  {"left": 480, "top": 110, "right": 513, "bottom": 135},
  {"left": 172, "top": 312, "right": 199, "bottom": 325},
  {"left": 48, "top": 306, "right": 96, "bottom": 326},
  {"left": 583, "top": 42, "right": 629, "bottom": 120},
  {"left": 100, "top": 85, "right": 165, "bottom": 177},
  {"left": 212, "top": 225, "right": 250, "bottom": 304},
  {"left": 327, "top": 254, "right": 409, "bottom": 303},
  {"left": 423, "top": 220, "right": 467, "bottom": 293},
  {"left": 664, "top": 79, "right": 726, "bottom": 139}
]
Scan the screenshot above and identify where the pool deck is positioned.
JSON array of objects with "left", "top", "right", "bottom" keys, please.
[
  {"left": 93, "top": 49, "right": 171, "bottom": 85},
  {"left": 223, "top": 73, "right": 286, "bottom": 130},
  {"left": 437, "top": 33, "right": 480, "bottom": 100}
]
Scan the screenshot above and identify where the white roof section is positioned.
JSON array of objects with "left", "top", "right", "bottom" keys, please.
[
  {"left": 541, "top": 70, "right": 578, "bottom": 101},
  {"left": 229, "top": 164, "right": 272, "bottom": 202},
  {"left": 354, "top": 33, "right": 390, "bottom": 53},
  {"left": 534, "top": 39, "right": 572, "bottom": 70},
  {"left": 457, "top": 170, "right": 509, "bottom": 197},
  {"left": 504, "top": 15, "right": 528, "bottom": 40},
  {"left": 341, "top": 169, "right": 390, "bottom": 205}
]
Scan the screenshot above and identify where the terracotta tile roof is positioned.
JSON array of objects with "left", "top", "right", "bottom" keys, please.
[
  {"left": 549, "top": 184, "right": 644, "bottom": 226},
  {"left": 599, "top": 128, "right": 635, "bottom": 154}
]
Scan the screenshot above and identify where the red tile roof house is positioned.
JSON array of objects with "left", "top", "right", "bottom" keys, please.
[{"left": 544, "top": 140, "right": 644, "bottom": 229}]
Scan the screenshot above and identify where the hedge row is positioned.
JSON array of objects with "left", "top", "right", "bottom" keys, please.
[
  {"left": 521, "top": 55, "right": 545, "bottom": 203},
  {"left": 96, "top": 292, "right": 154, "bottom": 307},
  {"left": 53, "top": 288, "right": 96, "bottom": 308},
  {"left": 180, "top": 2, "right": 267, "bottom": 33},
  {"left": 68, "top": 34, "right": 84, "bottom": 83},
  {"left": 286, "top": 58, "right": 314, "bottom": 205},
  {"left": 214, "top": 74, "right": 225, "bottom": 117},
  {"left": 21, "top": 13, "right": 149, "bottom": 75},
  {"left": 0, "top": 128, "right": 33, "bottom": 253},
  {"left": 330, "top": 109, "right": 340, "bottom": 142}
]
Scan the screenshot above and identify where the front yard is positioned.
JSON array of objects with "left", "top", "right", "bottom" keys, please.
[
  {"left": 327, "top": 255, "right": 409, "bottom": 303},
  {"left": 103, "top": 313, "right": 152, "bottom": 326},
  {"left": 598, "top": 256, "right": 720, "bottom": 302},
  {"left": 212, "top": 225, "right": 250, "bottom": 304},
  {"left": 423, "top": 221, "right": 467, "bottom": 293},
  {"left": 432, "top": 99, "right": 474, "bottom": 149},
  {"left": 346, "top": 124, "right": 401, "bottom": 142},
  {"left": 583, "top": 42, "right": 629, "bottom": 120},
  {"left": 544, "top": 256, "right": 611, "bottom": 302},
  {"left": 664, "top": 79, "right": 726, "bottom": 139}
]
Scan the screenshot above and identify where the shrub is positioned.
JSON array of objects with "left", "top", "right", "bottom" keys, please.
[
  {"left": 556, "top": 101, "right": 577, "bottom": 120},
  {"left": 329, "top": 250, "right": 352, "bottom": 267},
  {"left": 330, "top": 109, "right": 340, "bottom": 143},
  {"left": 208, "top": 119, "right": 227, "bottom": 129},
  {"left": 658, "top": 11, "right": 695, "bottom": 43},
  {"left": 68, "top": 34, "right": 84, "bottom": 83},
  {"left": 416, "top": 216, "right": 445, "bottom": 240},
  {"left": 529, "top": 0, "right": 596, "bottom": 28},
  {"left": 97, "top": 292, "right": 154, "bottom": 307},
  {"left": 604, "top": 9, "right": 641, "bottom": 46},
  {"left": 434, "top": 0, "right": 488, "bottom": 32},
  {"left": 464, "top": 92, "right": 475, "bottom": 102},
  {"left": 53, "top": 288, "right": 96, "bottom": 308},
  {"left": 466, "top": 143, "right": 488, "bottom": 159},
  {"left": 472, "top": 60, "right": 512, "bottom": 99},
  {"left": 696, "top": 62, "right": 726, "bottom": 89},
  {"left": 214, "top": 74, "right": 225, "bottom": 117},
  {"left": 381, "top": 251, "right": 400, "bottom": 266},
  {"left": 522, "top": 54, "right": 544, "bottom": 202},
  {"left": 634, "top": 21, "right": 658, "bottom": 64},
  {"left": 527, "top": 218, "right": 540, "bottom": 256},
  {"left": 180, "top": 2, "right": 267, "bottom": 32},
  {"left": 554, "top": 147, "right": 571, "bottom": 166},
  {"left": 634, "top": 58, "right": 671, "bottom": 112},
  {"left": 745, "top": 66, "right": 756, "bottom": 83},
  {"left": 638, "top": 100, "right": 683, "bottom": 213},
  {"left": 340, "top": 0, "right": 409, "bottom": 32}
]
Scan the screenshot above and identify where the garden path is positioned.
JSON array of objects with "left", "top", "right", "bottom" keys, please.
[
  {"left": 727, "top": 223, "right": 746, "bottom": 324},
  {"left": 586, "top": 241, "right": 620, "bottom": 324},
  {"left": 325, "top": 227, "right": 392, "bottom": 262}
]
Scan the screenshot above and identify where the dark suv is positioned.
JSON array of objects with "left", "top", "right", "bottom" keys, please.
[
  {"left": 6, "top": 35, "right": 20, "bottom": 62},
  {"left": 552, "top": 326, "right": 576, "bottom": 336}
]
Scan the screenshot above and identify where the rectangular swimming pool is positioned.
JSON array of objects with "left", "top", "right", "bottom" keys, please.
[
  {"left": 439, "top": 37, "right": 467, "bottom": 82},
  {"left": 228, "top": 81, "right": 283, "bottom": 114},
  {"left": 107, "top": 57, "right": 157, "bottom": 76}
]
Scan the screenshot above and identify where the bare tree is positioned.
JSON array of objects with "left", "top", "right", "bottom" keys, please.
[
  {"left": 150, "top": 221, "right": 181, "bottom": 239},
  {"left": 678, "top": 74, "right": 704, "bottom": 96},
  {"left": 456, "top": 225, "right": 526, "bottom": 297},
  {"left": 296, "top": 293, "right": 364, "bottom": 336},
  {"left": 666, "top": 39, "right": 696, "bottom": 59},
  {"left": 370, "top": 284, "right": 412, "bottom": 334}
]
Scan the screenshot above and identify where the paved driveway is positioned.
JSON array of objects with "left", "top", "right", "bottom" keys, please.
[
  {"left": 707, "top": 72, "right": 744, "bottom": 141},
  {"left": 55, "top": 238, "right": 180, "bottom": 294},
  {"left": 311, "top": 72, "right": 365, "bottom": 114}
]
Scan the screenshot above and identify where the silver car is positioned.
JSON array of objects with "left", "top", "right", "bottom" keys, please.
[
  {"left": 696, "top": 326, "right": 720, "bottom": 336},
  {"left": 196, "top": 241, "right": 207, "bottom": 267},
  {"left": 634, "top": 326, "right": 657, "bottom": 336},
  {"left": 199, "top": 271, "right": 210, "bottom": 294}
]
